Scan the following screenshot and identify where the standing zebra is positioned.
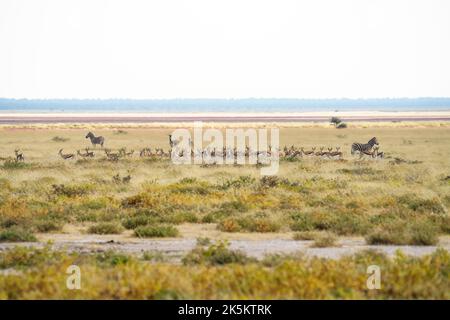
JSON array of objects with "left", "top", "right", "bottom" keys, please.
[
  {"left": 86, "top": 132, "right": 105, "bottom": 148},
  {"left": 168, "top": 134, "right": 180, "bottom": 148},
  {"left": 351, "top": 137, "right": 379, "bottom": 155}
]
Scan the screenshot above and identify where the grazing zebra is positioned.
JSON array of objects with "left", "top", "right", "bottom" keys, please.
[
  {"left": 351, "top": 137, "right": 379, "bottom": 155},
  {"left": 86, "top": 132, "right": 105, "bottom": 148}
]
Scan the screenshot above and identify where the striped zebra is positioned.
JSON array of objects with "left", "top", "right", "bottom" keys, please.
[
  {"left": 86, "top": 132, "right": 105, "bottom": 148},
  {"left": 351, "top": 137, "right": 379, "bottom": 155}
]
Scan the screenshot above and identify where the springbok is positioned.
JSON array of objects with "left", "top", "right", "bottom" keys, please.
[
  {"left": 104, "top": 149, "right": 120, "bottom": 161},
  {"left": 86, "top": 132, "right": 105, "bottom": 148},
  {"left": 329, "top": 147, "right": 343, "bottom": 159},
  {"left": 77, "top": 148, "right": 94, "bottom": 158},
  {"left": 315, "top": 147, "right": 325, "bottom": 157},
  {"left": 14, "top": 149, "right": 24, "bottom": 162},
  {"left": 59, "top": 149, "right": 74, "bottom": 160}
]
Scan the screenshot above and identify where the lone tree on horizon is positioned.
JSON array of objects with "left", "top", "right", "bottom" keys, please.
[
  {"left": 330, "top": 116, "right": 347, "bottom": 129},
  {"left": 330, "top": 117, "right": 342, "bottom": 126}
]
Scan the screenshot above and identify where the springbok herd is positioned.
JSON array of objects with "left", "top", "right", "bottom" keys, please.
[{"left": 1, "top": 132, "right": 385, "bottom": 164}]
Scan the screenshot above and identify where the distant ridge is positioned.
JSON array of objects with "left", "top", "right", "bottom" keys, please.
[{"left": 1, "top": 98, "right": 450, "bottom": 112}]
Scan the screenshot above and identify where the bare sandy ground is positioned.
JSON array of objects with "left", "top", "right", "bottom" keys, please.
[
  {"left": 1, "top": 236, "right": 448, "bottom": 261},
  {"left": 1, "top": 110, "right": 450, "bottom": 123},
  {"left": 1, "top": 224, "right": 448, "bottom": 261}
]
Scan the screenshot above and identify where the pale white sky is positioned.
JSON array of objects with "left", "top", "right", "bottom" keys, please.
[{"left": 0, "top": 0, "right": 449, "bottom": 99}]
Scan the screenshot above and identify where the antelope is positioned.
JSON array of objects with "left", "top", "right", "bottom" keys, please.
[
  {"left": 86, "top": 132, "right": 105, "bottom": 148},
  {"left": 358, "top": 148, "right": 377, "bottom": 159},
  {"left": 84, "top": 148, "right": 94, "bottom": 157},
  {"left": 14, "top": 149, "right": 24, "bottom": 162},
  {"left": 329, "top": 147, "right": 343, "bottom": 159},
  {"left": 58, "top": 149, "right": 74, "bottom": 160},
  {"left": 302, "top": 147, "right": 315, "bottom": 156},
  {"left": 104, "top": 149, "right": 120, "bottom": 161},
  {"left": 140, "top": 147, "right": 152, "bottom": 157},
  {"left": 321, "top": 147, "right": 333, "bottom": 159},
  {"left": 315, "top": 147, "right": 325, "bottom": 157},
  {"left": 77, "top": 148, "right": 94, "bottom": 158},
  {"left": 373, "top": 146, "right": 384, "bottom": 159}
]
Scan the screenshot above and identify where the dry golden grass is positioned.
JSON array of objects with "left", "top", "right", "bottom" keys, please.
[{"left": 0, "top": 123, "right": 449, "bottom": 299}]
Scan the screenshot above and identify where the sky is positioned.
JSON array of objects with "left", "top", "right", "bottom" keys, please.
[{"left": 0, "top": 0, "right": 449, "bottom": 99}]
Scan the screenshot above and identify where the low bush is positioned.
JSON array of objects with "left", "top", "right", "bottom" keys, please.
[
  {"left": 0, "top": 227, "right": 37, "bottom": 242},
  {"left": 88, "top": 222, "right": 124, "bottom": 235},
  {"left": 134, "top": 224, "right": 179, "bottom": 238},
  {"left": 182, "top": 241, "right": 254, "bottom": 265},
  {"left": 311, "top": 233, "right": 338, "bottom": 247},
  {"left": 366, "top": 220, "right": 439, "bottom": 246}
]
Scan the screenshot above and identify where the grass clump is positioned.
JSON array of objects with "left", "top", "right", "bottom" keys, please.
[
  {"left": 51, "top": 136, "right": 69, "bottom": 142},
  {"left": 88, "top": 222, "right": 124, "bottom": 235},
  {"left": 218, "top": 216, "right": 280, "bottom": 233},
  {"left": 95, "top": 250, "right": 132, "bottom": 266},
  {"left": 52, "top": 183, "right": 93, "bottom": 197},
  {"left": 0, "top": 227, "right": 37, "bottom": 242},
  {"left": 366, "top": 220, "right": 439, "bottom": 246},
  {"left": 1, "top": 160, "right": 32, "bottom": 170},
  {"left": 34, "top": 220, "right": 63, "bottom": 233},
  {"left": 142, "top": 251, "right": 166, "bottom": 262},
  {"left": 293, "top": 231, "right": 321, "bottom": 240},
  {"left": 311, "top": 232, "right": 339, "bottom": 247},
  {"left": 182, "top": 241, "right": 254, "bottom": 265},
  {"left": 134, "top": 224, "right": 179, "bottom": 238}
]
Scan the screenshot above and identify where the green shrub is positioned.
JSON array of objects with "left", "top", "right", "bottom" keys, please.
[
  {"left": 34, "top": 220, "right": 63, "bottom": 233},
  {"left": 397, "top": 195, "right": 445, "bottom": 214},
  {"left": 2, "top": 160, "right": 32, "bottom": 170},
  {"left": 182, "top": 241, "right": 254, "bottom": 265},
  {"left": 134, "top": 225, "right": 179, "bottom": 238},
  {"left": 142, "top": 251, "right": 166, "bottom": 262},
  {"left": 122, "top": 215, "right": 156, "bottom": 229},
  {"left": 0, "top": 227, "right": 37, "bottom": 242},
  {"left": 409, "top": 221, "right": 439, "bottom": 245},
  {"left": 0, "top": 245, "right": 64, "bottom": 269},
  {"left": 52, "top": 183, "right": 93, "bottom": 197},
  {"left": 311, "top": 233, "right": 338, "bottom": 247},
  {"left": 218, "top": 216, "right": 280, "bottom": 233},
  {"left": 366, "top": 220, "right": 439, "bottom": 246},
  {"left": 293, "top": 231, "right": 320, "bottom": 240},
  {"left": 290, "top": 212, "right": 314, "bottom": 231},
  {"left": 88, "top": 222, "right": 124, "bottom": 235},
  {"left": 95, "top": 251, "right": 132, "bottom": 266}
]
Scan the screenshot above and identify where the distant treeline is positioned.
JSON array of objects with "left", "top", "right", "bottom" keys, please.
[{"left": 1, "top": 98, "right": 450, "bottom": 112}]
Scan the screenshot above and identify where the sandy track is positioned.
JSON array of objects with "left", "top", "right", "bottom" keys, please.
[{"left": 1, "top": 236, "right": 448, "bottom": 261}]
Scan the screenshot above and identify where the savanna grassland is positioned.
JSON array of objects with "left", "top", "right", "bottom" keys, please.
[{"left": 0, "top": 123, "right": 449, "bottom": 299}]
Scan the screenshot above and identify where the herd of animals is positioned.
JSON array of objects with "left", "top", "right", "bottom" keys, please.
[{"left": 1, "top": 132, "right": 384, "bottom": 163}]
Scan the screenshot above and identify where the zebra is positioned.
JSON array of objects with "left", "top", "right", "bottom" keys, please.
[
  {"left": 351, "top": 137, "right": 379, "bottom": 155},
  {"left": 86, "top": 132, "right": 105, "bottom": 148},
  {"left": 168, "top": 135, "right": 180, "bottom": 148}
]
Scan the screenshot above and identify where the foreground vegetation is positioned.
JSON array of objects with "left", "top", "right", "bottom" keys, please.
[
  {"left": 0, "top": 126, "right": 449, "bottom": 245},
  {"left": 0, "top": 244, "right": 448, "bottom": 299}
]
